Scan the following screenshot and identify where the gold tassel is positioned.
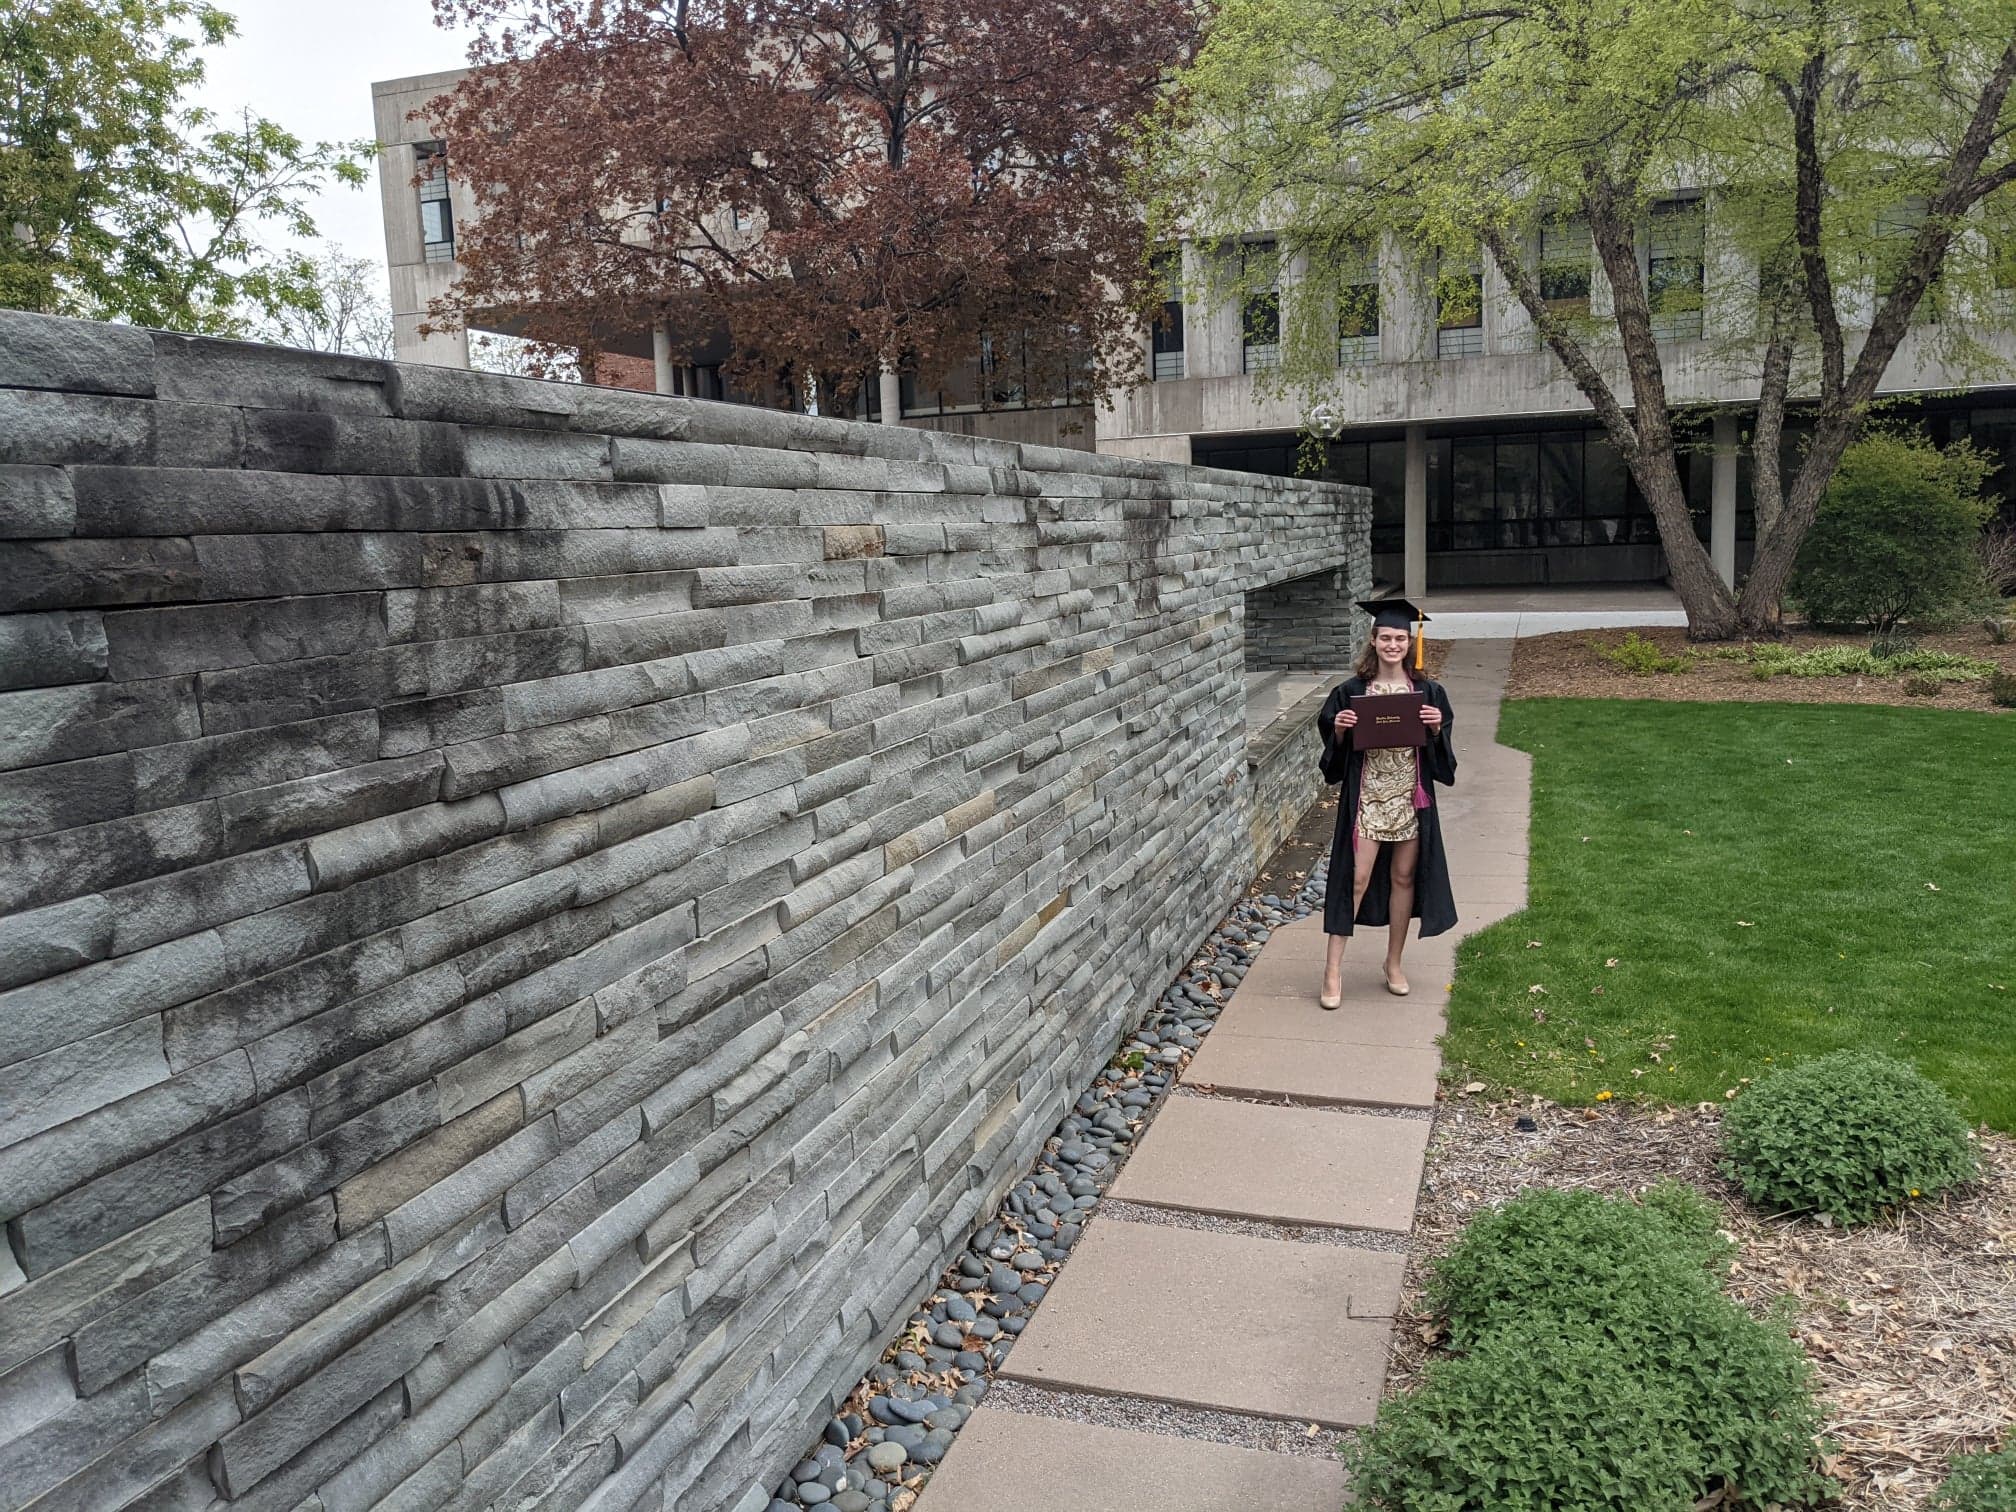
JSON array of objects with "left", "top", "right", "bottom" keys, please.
[{"left": 1415, "top": 620, "right": 1424, "bottom": 671}]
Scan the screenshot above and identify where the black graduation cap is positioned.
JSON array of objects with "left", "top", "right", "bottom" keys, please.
[
  {"left": 1356, "top": 597, "right": 1429, "bottom": 632},
  {"left": 1357, "top": 597, "right": 1429, "bottom": 667}
]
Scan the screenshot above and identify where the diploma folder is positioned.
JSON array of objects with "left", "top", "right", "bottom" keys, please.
[{"left": 1349, "top": 690, "right": 1427, "bottom": 750}]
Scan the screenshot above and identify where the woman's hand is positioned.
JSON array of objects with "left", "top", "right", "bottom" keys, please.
[
  {"left": 1333, "top": 709, "right": 1358, "bottom": 737},
  {"left": 1421, "top": 704, "right": 1444, "bottom": 732}
]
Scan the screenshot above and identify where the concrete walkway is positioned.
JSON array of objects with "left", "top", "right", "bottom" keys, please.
[
  {"left": 918, "top": 642, "right": 1528, "bottom": 1507},
  {"left": 1417, "top": 585, "right": 1685, "bottom": 641}
]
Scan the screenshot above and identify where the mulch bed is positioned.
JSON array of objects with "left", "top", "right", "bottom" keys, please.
[
  {"left": 1504, "top": 622, "right": 2016, "bottom": 712},
  {"left": 1388, "top": 1096, "right": 2016, "bottom": 1509}
]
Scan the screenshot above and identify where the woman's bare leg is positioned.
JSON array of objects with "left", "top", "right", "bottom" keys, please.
[
  {"left": 1323, "top": 835, "right": 1383, "bottom": 999},
  {"left": 1384, "top": 836, "right": 1420, "bottom": 988}
]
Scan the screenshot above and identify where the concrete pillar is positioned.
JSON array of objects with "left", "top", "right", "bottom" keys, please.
[
  {"left": 1404, "top": 423, "right": 1428, "bottom": 600},
  {"left": 879, "top": 368, "right": 903, "bottom": 426},
  {"left": 651, "top": 323, "right": 676, "bottom": 396},
  {"left": 1711, "top": 412, "right": 1739, "bottom": 589}
]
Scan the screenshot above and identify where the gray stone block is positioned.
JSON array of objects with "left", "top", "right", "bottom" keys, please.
[
  {"left": 133, "top": 710, "right": 382, "bottom": 812},
  {"left": 105, "top": 840, "right": 315, "bottom": 957},
  {"left": 0, "top": 747, "right": 136, "bottom": 839},
  {"left": 0, "top": 889, "right": 114, "bottom": 990},
  {"left": 213, "top": 1079, "right": 441, "bottom": 1244},
  {"left": 11, "top": 1089, "right": 311, "bottom": 1277},
  {"left": 0, "top": 1370, "right": 154, "bottom": 1507},
  {"left": 0, "top": 1196, "right": 210, "bottom": 1377},
  {"left": 0, "top": 920, "right": 234, "bottom": 1070},
  {"left": 384, "top": 580, "right": 564, "bottom": 644},
  {"left": 336, "top": 1089, "right": 524, "bottom": 1235},
  {"left": 382, "top": 1114, "right": 562, "bottom": 1261},
  {"left": 0, "top": 309, "right": 156, "bottom": 395},
  {"left": 0, "top": 607, "right": 104, "bottom": 690},
  {"left": 242, "top": 409, "right": 466, "bottom": 477},
  {"left": 378, "top": 686, "right": 507, "bottom": 757},
  {"left": 213, "top": 750, "right": 446, "bottom": 855},
  {"left": 0, "top": 1013, "right": 169, "bottom": 1147},
  {"left": 317, "top": 1344, "right": 509, "bottom": 1512},
  {"left": 211, "top": 1381, "right": 404, "bottom": 1512},
  {"left": 152, "top": 332, "right": 392, "bottom": 413},
  {"left": 103, "top": 591, "right": 387, "bottom": 680},
  {"left": 0, "top": 674, "right": 201, "bottom": 776}
]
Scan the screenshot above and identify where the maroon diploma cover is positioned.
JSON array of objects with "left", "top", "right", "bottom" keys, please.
[{"left": 1348, "top": 691, "right": 1427, "bottom": 750}]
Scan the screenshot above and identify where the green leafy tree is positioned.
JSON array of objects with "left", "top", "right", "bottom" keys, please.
[
  {"left": 1, "top": 0, "right": 372, "bottom": 334},
  {"left": 1142, "top": 0, "right": 2016, "bottom": 638},
  {"left": 245, "top": 242, "right": 394, "bottom": 357}
]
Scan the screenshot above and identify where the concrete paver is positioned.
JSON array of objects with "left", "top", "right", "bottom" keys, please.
[
  {"left": 1112, "top": 1096, "right": 1430, "bottom": 1232},
  {"left": 1001, "top": 1219, "right": 1402, "bottom": 1428},
  {"left": 913, "top": 1409, "right": 1353, "bottom": 1512},
  {"left": 1183, "top": 1033, "right": 1439, "bottom": 1108}
]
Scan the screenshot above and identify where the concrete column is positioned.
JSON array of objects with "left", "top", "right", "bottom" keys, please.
[
  {"left": 879, "top": 368, "right": 903, "bottom": 426},
  {"left": 1711, "top": 412, "right": 1739, "bottom": 589},
  {"left": 651, "top": 322, "right": 674, "bottom": 396},
  {"left": 1404, "top": 422, "right": 1428, "bottom": 600}
]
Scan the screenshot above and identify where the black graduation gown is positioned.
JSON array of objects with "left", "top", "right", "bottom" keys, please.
[{"left": 1314, "top": 672, "right": 1459, "bottom": 939}]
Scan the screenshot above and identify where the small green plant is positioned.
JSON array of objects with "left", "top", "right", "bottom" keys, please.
[
  {"left": 1931, "top": 1445, "right": 2016, "bottom": 1512},
  {"left": 1791, "top": 430, "right": 1996, "bottom": 631},
  {"left": 1870, "top": 628, "right": 1919, "bottom": 658},
  {"left": 1595, "top": 630, "right": 1693, "bottom": 675},
  {"left": 1350, "top": 1186, "right": 1832, "bottom": 1510},
  {"left": 1992, "top": 670, "right": 2016, "bottom": 708},
  {"left": 1118, "top": 1049, "right": 1146, "bottom": 1071},
  {"left": 1730, "top": 643, "right": 1996, "bottom": 681},
  {"left": 1720, "top": 1050, "right": 1979, "bottom": 1226},
  {"left": 1903, "top": 672, "right": 1944, "bottom": 697}
]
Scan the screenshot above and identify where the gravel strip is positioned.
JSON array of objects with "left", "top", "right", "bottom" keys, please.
[
  {"left": 1096, "top": 1198, "right": 1413, "bottom": 1252},
  {"left": 1176, "top": 1085, "right": 1435, "bottom": 1121},
  {"left": 985, "top": 1379, "right": 1353, "bottom": 1460}
]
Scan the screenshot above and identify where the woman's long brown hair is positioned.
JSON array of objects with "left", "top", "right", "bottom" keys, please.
[{"left": 1354, "top": 633, "right": 1417, "bottom": 682}]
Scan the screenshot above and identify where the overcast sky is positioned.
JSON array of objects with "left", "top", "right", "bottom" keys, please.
[{"left": 188, "top": 0, "right": 484, "bottom": 272}]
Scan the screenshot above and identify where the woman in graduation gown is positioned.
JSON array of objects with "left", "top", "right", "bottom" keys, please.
[{"left": 1313, "top": 599, "right": 1458, "bottom": 1009}]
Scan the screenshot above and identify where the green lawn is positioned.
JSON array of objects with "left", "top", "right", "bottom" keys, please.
[{"left": 1443, "top": 699, "right": 2016, "bottom": 1129}]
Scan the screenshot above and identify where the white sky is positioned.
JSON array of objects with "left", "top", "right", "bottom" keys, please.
[{"left": 187, "top": 0, "right": 484, "bottom": 271}]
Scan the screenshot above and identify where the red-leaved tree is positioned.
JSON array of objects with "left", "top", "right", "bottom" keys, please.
[{"left": 425, "top": 0, "right": 1196, "bottom": 408}]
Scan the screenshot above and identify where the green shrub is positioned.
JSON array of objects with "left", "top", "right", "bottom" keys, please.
[
  {"left": 1993, "top": 671, "right": 2016, "bottom": 708},
  {"left": 1353, "top": 1186, "right": 1832, "bottom": 1511},
  {"left": 1734, "top": 643, "right": 1995, "bottom": 681},
  {"left": 1720, "top": 1050, "right": 1979, "bottom": 1225},
  {"left": 1903, "top": 672, "right": 1943, "bottom": 697},
  {"left": 1791, "top": 431, "right": 1995, "bottom": 631},
  {"left": 1931, "top": 1446, "right": 2016, "bottom": 1512},
  {"left": 1870, "top": 628, "right": 1919, "bottom": 659},
  {"left": 1595, "top": 631, "right": 1693, "bottom": 675},
  {"left": 1427, "top": 1183, "right": 1728, "bottom": 1348}
]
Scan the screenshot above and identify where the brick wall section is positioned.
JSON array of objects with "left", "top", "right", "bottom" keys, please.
[
  {"left": 1245, "top": 566, "right": 1368, "bottom": 671},
  {"left": 0, "top": 310, "right": 1368, "bottom": 1512}
]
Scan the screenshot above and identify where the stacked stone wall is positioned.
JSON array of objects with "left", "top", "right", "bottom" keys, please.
[
  {"left": 0, "top": 310, "right": 1367, "bottom": 1512},
  {"left": 1245, "top": 566, "right": 1367, "bottom": 671}
]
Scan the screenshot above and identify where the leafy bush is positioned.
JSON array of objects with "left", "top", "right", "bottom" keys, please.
[
  {"left": 1791, "top": 431, "right": 1995, "bottom": 631},
  {"left": 1352, "top": 1186, "right": 1832, "bottom": 1511},
  {"left": 1993, "top": 671, "right": 2016, "bottom": 708},
  {"left": 1427, "top": 1182, "right": 1728, "bottom": 1348},
  {"left": 1870, "top": 628, "right": 1919, "bottom": 659},
  {"left": 1720, "top": 1050, "right": 1979, "bottom": 1225},
  {"left": 1726, "top": 642, "right": 1995, "bottom": 681},
  {"left": 1595, "top": 631, "right": 1693, "bottom": 675},
  {"left": 1931, "top": 1446, "right": 2016, "bottom": 1512},
  {"left": 1903, "top": 672, "right": 1943, "bottom": 697}
]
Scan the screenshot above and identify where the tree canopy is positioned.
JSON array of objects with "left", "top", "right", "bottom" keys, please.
[
  {"left": 1144, "top": 0, "right": 2016, "bottom": 636},
  {"left": 425, "top": 0, "right": 1197, "bottom": 410},
  {"left": 1, "top": 0, "right": 372, "bottom": 334}
]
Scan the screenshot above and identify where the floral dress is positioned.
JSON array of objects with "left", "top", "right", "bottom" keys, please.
[{"left": 1356, "top": 678, "right": 1421, "bottom": 844}]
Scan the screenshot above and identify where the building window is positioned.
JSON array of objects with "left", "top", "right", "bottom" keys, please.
[
  {"left": 1538, "top": 220, "right": 1592, "bottom": 319},
  {"left": 1337, "top": 249, "right": 1380, "bottom": 365},
  {"left": 1436, "top": 254, "right": 1483, "bottom": 358},
  {"left": 416, "top": 141, "right": 454, "bottom": 264},
  {"left": 1152, "top": 251, "right": 1185, "bottom": 380},
  {"left": 1242, "top": 240, "right": 1280, "bottom": 373},
  {"left": 1647, "top": 198, "right": 1704, "bottom": 340}
]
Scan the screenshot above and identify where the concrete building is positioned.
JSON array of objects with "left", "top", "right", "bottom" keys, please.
[
  {"left": 1104, "top": 226, "right": 2016, "bottom": 595},
  {"left": 375, "top": 70, "right": 2016, "bottom": 593}
]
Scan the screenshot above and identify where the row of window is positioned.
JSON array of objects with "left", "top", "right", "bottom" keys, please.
[{"left": 1152, "top": 203, "right": 1707, "bottom": 378}]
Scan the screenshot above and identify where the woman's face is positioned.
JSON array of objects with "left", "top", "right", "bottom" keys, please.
[{"left": 1373, "top": 627, "right": 1411, "bottom": 663}]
